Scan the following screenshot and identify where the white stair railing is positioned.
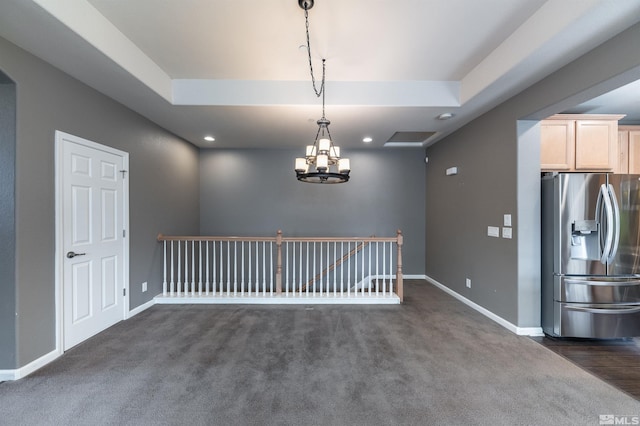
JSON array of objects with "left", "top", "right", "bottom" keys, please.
[{"left": 157, "top": 230, "right": 404, "bottom": 302}]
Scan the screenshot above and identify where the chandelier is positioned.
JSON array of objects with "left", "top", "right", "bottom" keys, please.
[{"left": 294, "top": 0, "right": 350, "bottom": 184}]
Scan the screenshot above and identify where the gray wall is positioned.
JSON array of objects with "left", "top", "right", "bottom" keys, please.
[
  {"left": 425, "top": 22, "right": 640, "bottom": 327},
  {"left": 200, "top": 148, "right": 426, "bottom": 275},
  {"left": 0, "top": 76, "right": 16, "bottom": 368},
  {"left": 426, "top": 112, "right": 519, "bottom": 320},
  {"left": 0, "top": 36, "right": 200, "bottom": 369}
]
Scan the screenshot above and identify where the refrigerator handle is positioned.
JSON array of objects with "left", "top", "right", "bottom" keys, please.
[
  {"left": 607, "top": 183, "right": 620, "bottom": 263},
  {"left": 596, "top": 184, "right": 614, "bottom": 264},
  {"left": 565, "top": 305, "right": 640, "bottom": 315}
]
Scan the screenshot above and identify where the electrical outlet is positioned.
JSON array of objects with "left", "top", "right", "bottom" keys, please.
[
  {"left": 142, "top": 281, "right": 147, "bottom": 293},
  {"left": 466, "top": 278, "right": 471, "bottom": 288}
]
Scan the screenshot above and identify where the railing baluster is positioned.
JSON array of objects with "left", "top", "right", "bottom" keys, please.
[
  {"left": 198, "top": 241, "right": 202, "bottom": 295},
  {"left": 322, "top": 241, "right": 331, "bottom": 296},
  {"left": 219, "top": 241, "right": 224, "bottom": 295},
  {"left": 388, "top": 241, "right": 392, "bottom": 296},
  {"left": 286, "top": 241, "right": 290, "bottom": 295},
  {"left": 340, "top": 241, "right": 344, "bottom": 296},
  {"left": 205, "top": 241, "right": 210, "bottom": 295},
  {"left": 177, "top": 240, "right": 182, "bottom": 296},
  {"left": 198, "top": 241, "right": 203, "bottom": 295},
  {"left": 256, "top": 241, "right": 260, "bottom": 295},
  {"left": 248, "top": 241, "right": 252, "bottom": 296},
  {"left": 363, "top": 240, "right": 367, "bottom": 294},
  {"left": 241, "top": 241, "right": 245, "bottom": 295},
  {"left": 262, "top": 241, "right": 266, "bottom": 295},
  {"left": 170, "top": 241, "right": 175, "bottom": 296},
  {"left": 305, "top": 241, "right": 316, "bottom": 296},
  {"left": 368, "top": 241, "right": 372, "bottom": 295},
  {"left": 191, "top": 240, "right": 195, "bottom": 296},
  {"left": 225, "top": 241, "right": 230, "bottom": 296},
  {"left": 185, "top": 240, "right": 189, "bottom": 295},
  {"left": 347, "top": 241, "right": 351, "bottom": 296},
  {"left": 324, "top": 241, "right": 329, "bottom": 295},
  {"left": 355, "top": 240, "right": 358, "bottom": 294},
  {"left": 299, "top": 242, "right": 303, "bottom": 295},
  {"left": 233, "top": 241, "right": 238, "bottom": 296},
  {"left": 319, "top": 242, "right": 323, "bottom": 296},
  {"left": 375, "top": 241, "right": 379, "bottom": 296},
  {"left": 333, "top": 241, "right": 342, "bottom": 296},
  {"left": 382, "top": 241, "right": 386, "bottom": 296},
  {"left": 211, "top": 241, "right": 218, "bottom": 296},
  {"left": 390, "top": 241, "right": 394, "bottom": 295},
  {"left": 162, "top": 240, "right": 167, "bottom": 296}
]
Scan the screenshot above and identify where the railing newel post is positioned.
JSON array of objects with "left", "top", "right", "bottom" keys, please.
[{"left": 396, "top": 229, "right": 403, "bottom": 303}]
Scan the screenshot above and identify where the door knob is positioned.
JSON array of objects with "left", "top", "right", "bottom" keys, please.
[{"left": 66, "top": 251, "right": 87, "bottom": 258}]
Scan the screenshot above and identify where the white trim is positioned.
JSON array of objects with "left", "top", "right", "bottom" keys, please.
[
  {"left": 33, "top": 0, "right": 172, "bottom": 101},
  {"left": 425, "top": 275, "right": 544, "bottom": 336},
  {"left": 404, "top": 274, "right": 428, "bottom": 280},
  {"left": 172, "top": 79, "right": 459, "bottom": 107},
  {"left": 0, "top": 349, "right": 61, "bottom": 381},
  {"left": 351, "top": 274, "right": 425, "bottom": 291},
  {"left": 155, "top": 293, "right": 400, "bottom": 305},
  {"left": 54, "top": 131, "right": 130, "bottom": 354},
  {"left": 1, "top": 293, "right": 154, "bottom": 381},
  {"left": 127, "top": 298, "right": 155, "bottom": 319}
]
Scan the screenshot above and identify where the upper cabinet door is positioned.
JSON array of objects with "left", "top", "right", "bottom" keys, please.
[
  {"left": 574, "top": 120, "right": 617, "bottom": 171},
  {"left": 628, "top": 130, "right": 640, "bottom": 174},
  {"left": 541, "top": 120, "right": 575, "bottom": 171}
]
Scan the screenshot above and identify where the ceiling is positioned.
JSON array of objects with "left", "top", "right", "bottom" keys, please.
[{"left": 1, "top": 0, "right": 639, "bottom": 150}]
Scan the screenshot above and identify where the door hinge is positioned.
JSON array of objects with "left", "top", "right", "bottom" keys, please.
[
  {"left": 123, "top": 229, "right": 126, "bottom": 238},
  {"left": 123, "top": 288, "right": 126, "bottom": 296},
  {"left": 119, "top": 170, "right": 128, "bottom": 178}
]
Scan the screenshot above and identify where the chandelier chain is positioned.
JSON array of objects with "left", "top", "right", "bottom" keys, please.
[{"left": 304, "top": 7, "right": 325, "bottom": 103}]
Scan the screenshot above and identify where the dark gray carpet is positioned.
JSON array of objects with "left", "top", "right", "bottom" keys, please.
[{"left": 1, "top": 281, "right": 638, "bottom": 425}]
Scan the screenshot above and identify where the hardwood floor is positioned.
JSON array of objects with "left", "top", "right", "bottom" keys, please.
[{"left": 532, "top": 336, "right": 640, "bottom": 400}]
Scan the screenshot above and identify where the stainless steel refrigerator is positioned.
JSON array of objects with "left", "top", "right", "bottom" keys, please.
[{"left": 542, "top": 172, "right": 640, "bottom": 338}]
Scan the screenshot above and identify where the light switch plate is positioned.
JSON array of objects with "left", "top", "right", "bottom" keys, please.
[
  {"left": 502, "top": 227, "right": 512, "bottom": 239},
  {"left": 504, "top": 214, "right": 512, "bottom": 227},
  {"left": 487, "top": 226, "right": 500, "bottom": 237}
]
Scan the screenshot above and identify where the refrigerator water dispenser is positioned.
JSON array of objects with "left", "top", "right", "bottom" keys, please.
[{"left": 571, "top": 220, "right": 599, "bottom": 260}]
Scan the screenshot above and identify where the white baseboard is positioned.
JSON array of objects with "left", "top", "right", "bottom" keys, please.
[
  {"left": 1, "top": 296, "right": 157, "bottom": 382},
  {"left": 127, "top": 297, "right": 156, "bottom": 319},
  {"left": 0, "top": 348, "right": 61, "bottom": 381},
  {"left": 404, "top": 274, "right": 428, "bottom": 280},
  {"left": 424, "top": 275, "right": 543, "bottom": 336}
]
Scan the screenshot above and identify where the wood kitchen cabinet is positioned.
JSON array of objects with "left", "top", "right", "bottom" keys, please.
[
  {"left": 618, "top": 126, "right": 640, "bottom": 174},
  {"left": 541, "top": 114, "right": 624, "bottom": 172}
]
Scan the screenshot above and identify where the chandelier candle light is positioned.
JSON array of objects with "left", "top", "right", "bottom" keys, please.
[{"left": 294, "top": 0, "right": 350, "bottom": 184}]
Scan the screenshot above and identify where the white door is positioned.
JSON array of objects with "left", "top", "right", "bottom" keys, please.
[{"left": 59, "top": 132, "right": 128, "bottom": 350}]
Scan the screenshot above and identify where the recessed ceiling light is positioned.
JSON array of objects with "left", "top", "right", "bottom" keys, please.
[
  {"left": 362, "top": 137, "right": 373, "bottom": 143},
  {"left": 436, "top": 113, "right": 454, "bottom": 120},
  {"left": 204, "top": 136, "right": 215, "bottom": 142}
]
